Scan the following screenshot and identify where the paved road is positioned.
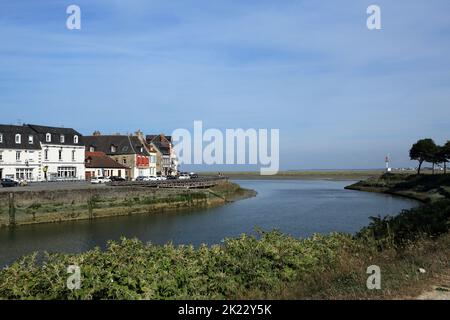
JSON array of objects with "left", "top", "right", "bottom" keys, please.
[{"left": 0, "top": 182, "right": 108, "bottom": 193}]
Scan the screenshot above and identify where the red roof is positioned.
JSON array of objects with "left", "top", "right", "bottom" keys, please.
[{"left": 85, "top": 152, "right": 129, "bottom": 169}]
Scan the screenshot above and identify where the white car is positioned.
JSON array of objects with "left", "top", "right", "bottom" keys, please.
[
  {"left": 178, "top": 174, "right": 190, "bottom": 180},
  {"left": 156, "top": 176, "right": 167, "bottom": 181},
  {"left": 91, "top": 176, "right": 111, "bottom": 184},
  {"left": 148, "top": 176, "right": 158, "bottom": 181}
]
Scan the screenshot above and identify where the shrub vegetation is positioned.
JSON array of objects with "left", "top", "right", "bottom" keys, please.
[{"left": 0, "top": 197, "right": 449, "bottom": 300}]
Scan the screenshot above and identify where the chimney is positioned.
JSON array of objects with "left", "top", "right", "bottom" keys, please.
[
  {"left": 93, "top": 130, "right": 101, "bottom": 136},
  {"left": 135, "top": 129, "right": 145, "bottom": 143}
]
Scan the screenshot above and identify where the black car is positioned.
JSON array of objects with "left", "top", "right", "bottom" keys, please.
[
  {"left": 166, "top": 175, "right": 177, "bottom": 180},
  {"left": 1, "top": 179, "right": 19, "bottom": 188},
  {"left": 110, "top": 176, "right": 126, "bottom": 182}
]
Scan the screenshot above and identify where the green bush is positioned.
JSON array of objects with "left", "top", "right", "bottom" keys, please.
[
  {"left": 0, "top": 231, "right": 351, "bottom": 300},
  {"left": 357, "top": 199, "right": 450, "bottom": 247}
]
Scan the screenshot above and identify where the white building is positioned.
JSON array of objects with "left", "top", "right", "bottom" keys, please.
[
  {"left": 85, "top": 151, "right": 129, "bottom": 180},
  {"left": 27, "top": 124, "right": 86, "bottom": 181},
  {"left": 0, "top": 125, "right": 42, "bottom": 181}
]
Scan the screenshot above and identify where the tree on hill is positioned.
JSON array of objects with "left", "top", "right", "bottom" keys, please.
[
  {"left": 425, "top": 143, "right": 440, "bottom": 175},
  {"left": 440, "top": 141, "right": 450, "bottom": 174},
  {"left": 409, "top": 139, "right": 438, "bottom": 174}
]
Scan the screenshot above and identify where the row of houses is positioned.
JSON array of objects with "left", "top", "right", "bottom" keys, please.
[{"left": 0, "top": 124, "right": 178, "bottom": 182}]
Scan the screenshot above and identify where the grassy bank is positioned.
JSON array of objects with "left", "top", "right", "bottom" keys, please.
[
  {"left": 345, "top": 173, "right": 450, "bottom": 202},
  {"left": 0, "top": 196, "right": 449, "bottom": 299},
  {"left": 202, "top": 170, "right": 390, "bottom": 181},
  {"left": 0, "top": 181, "right": 256, "bottom": 228}
]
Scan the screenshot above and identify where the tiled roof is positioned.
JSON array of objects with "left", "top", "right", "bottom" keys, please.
[
  {"left": 0, "top": 125, "right": 42, "bottom": 150},
  {"left": 27, "top": 124, "right": 84, "bottom": 146},
  {"left": 146, "top": 134, "right": 171, "bottom": 155},
  {"left": 84, "top": 135, "right": 150, "bottom": 156},
  {"left": 85, "top": 152, "right": 129, "bottom": 169}
]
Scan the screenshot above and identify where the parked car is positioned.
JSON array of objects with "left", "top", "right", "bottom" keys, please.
[
  {"left": 189, "top": 172, "right": 199, "bottom": 179},
  {"left": 148, "top": 176, "right": 158, "bottom": 181},
  {"left": 178, "top": 173, "right": 190, "bottom": 180},
  {"left": 135, "top": 176, "right": 148, "bottom": 182},
  {"left": 156, "top": 175, "right": 167, "bottom": 181},
  {"left": 110, "top": 176, "right": 126, "bottom": 182},
  {"left": 91, "top": 176, "right": 111, "bottom": 184},
  {"left": 1, "top": 178, "right": 19, "bottom": 188},
  {"left": 166, "top": 175, "right": 177, "bottom": 180}
]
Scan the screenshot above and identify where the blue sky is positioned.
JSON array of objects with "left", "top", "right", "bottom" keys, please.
[{"left": 1, "top": 0, "right": 450, "bottom": 170}]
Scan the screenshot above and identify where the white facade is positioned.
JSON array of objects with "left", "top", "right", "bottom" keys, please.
[
  {"left": 86, "top": 168, "right": 128, "bottom": 179},
  {"left": 0, "top": 149, "right": 41, "bottom": 181},
  {"left": 149, "top": 152, "right": 157, "bottom": 176},
  {"left": 1, "top": 124, "right": 87, "bottom": 182},
  {"left": 170, "top": 148, "right": 179, "bottom": 175},
  {"left": 40, "top": 144, "right": 86, "bottom": 181}
]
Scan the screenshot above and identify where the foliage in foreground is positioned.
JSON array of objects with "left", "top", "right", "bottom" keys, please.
[
  {"left": 0, "top": 231, "right": 349, "bottom": 299},
  {"left": 357, "top": 199, "right": 450, "bottom": 247},
  {"left": 1, "top": 199, "right": 449, "bottom": 300}
]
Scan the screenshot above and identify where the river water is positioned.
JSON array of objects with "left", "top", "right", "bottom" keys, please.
[{"left": 0, "top": 180, "right": 418, "bottom": 267}]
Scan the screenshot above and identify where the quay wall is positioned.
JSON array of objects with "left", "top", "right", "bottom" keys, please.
[{"left": 0, "top": 184, "right": 231, "bottom": 228}]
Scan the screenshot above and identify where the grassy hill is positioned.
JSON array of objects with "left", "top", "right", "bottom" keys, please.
[{"left": 346, "top": 173, "right": 450, "bottom": 202}]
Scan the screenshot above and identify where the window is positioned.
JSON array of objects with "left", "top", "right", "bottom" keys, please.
[
  {"left": 89, "top": 146, "right": 95, "bottom": 152},
  {"left": 74, "top": 135, "right": 79, "bottom": 144},
  {"left": 123, "top": 157, "right": 127, "bottom": 165},
  {"left": 0, "top": 133, "right": 3, "bottom": 143},
  {"left": 0, "top": 151, "right": 3, "bottom": 161},
  {"left": 16, "top": 168, "right": 33, "bottom": 181},
  {"left": 16, "top": 151, "right": 21, "bottom": 161},
  {"left": 59, "top": 149, "right": 63, "bottom": 161},
  {"left": 15, "top": 134, "right": 21, "bottom": 144},
  {"left": 28, "top": 135, "right": 34, "bottom": 144},
  {"left": 57, "top": 167, "right": 76, "bottom": 178},
  {"left": 72, "top": 150, "right": 76, "bottom": 161},
  {"left": 111, "top": 145, "right": 117, "bottom": 153},
  {"left": 44, "top": 149, "right": 49, "bottom": 161},
  {"left": 46, "top": 133, "right": 51, "bottom": 142},
  {"left": 60, "top": 135, "right": 65, "bottom": 143}
]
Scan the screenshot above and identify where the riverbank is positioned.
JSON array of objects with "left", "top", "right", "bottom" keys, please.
[
  {"left": 0, "top": 177, "right": 448, "bottom": 299},
  {"left": 0, "top": 225, "right": 448, "bottom": 300},
  {"left": 345, "top": 173, "right": 450, "bottom": 203},
  {"left": 204, "top": 170, "right": 394, "bottom": 181},
  {"left": 0, "top": 181, "right": 256, "bottom": 228}
]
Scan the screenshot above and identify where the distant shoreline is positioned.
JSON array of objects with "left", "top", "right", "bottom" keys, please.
[{"left": 200, "top": 170, "right": 390, "bottom": 181}]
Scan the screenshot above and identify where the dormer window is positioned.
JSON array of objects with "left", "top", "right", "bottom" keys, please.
[
  {"left": 46, "top": 133, "right": 51, "bottom": 143},
  {"left": 15, "top": 134, "right": 21, "bottom": 144},
  {"left": 28, "top": 135, "right": 34, "bottom": 144},
  {"left": 60, "top": 135, "right": 65, "bottom": 143},
  {"left": 74, "top": 135, "right": 79, "bottom": 144},
  {"left": 89, "top": 146, "right": 95, "bottom": 152},
  {"left": 111, "top": 145, "right": 117, "bottom": 153},
  {"left": 0, "top": 133, "right": 3, "bottom": 143}
]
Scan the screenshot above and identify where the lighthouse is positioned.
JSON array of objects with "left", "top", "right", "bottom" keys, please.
[{"left": 385, "top": 154, "right": 392, "bottom": 172}]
